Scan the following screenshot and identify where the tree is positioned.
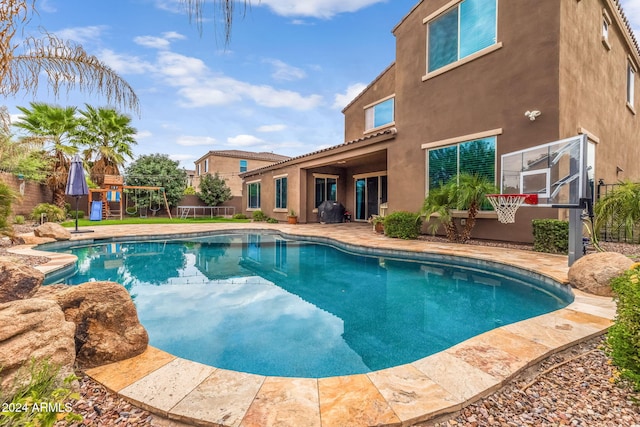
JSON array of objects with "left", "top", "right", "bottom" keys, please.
[
  {"left": 125, "top": 154, "right": 187, "bottom": 209},
  {"left": 420, "top": 172, "right": 498, "bottom": 243},
  {"left": 198, "top": 173, "right": 232, "bottom": 206},
  {"left": 0, "top": 106, "right": 49, "bottom": 181},
  {"left": 75, "top": 105, "right": 137, "bottom": 186},
  {"left": 0, "top": 181, "right": 16, "bottom": 239},
  {"left": 13, "top": 103, "right": 79, "bottom": 208},
  {"left": 594, "top": 181, "right": 640, "bottom": 242},
  {"left": 1, "top": 1, "right": 139, "bottom": 113}
]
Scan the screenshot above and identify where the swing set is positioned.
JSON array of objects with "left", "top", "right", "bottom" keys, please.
[{"left": 88, "top": 175, "right": 172, "bottom": 220}]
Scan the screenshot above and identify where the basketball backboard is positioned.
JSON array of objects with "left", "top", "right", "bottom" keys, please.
[{"left": 500, "top": 135, "right": 588, "bottom": 207}]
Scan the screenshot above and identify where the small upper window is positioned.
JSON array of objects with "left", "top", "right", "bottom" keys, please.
[
  {"left": 427, "top": 0, "right": 497, "bottom": 73},
  {"left": 240, "top": 159, "right": 248, "bottom": 172},
  {"left": 365, "top": 98, "right": 394, "bottom": 132},
  {"left": 204, "top": 159, "right": 209, "bottom": 173},
  {"left": 602, "top": 10, "right": 612, "bottom": 50},
  {"left": 628, "top": 61, "right": 636, "bottom": 108},
  {"left": 196, "top": 163, "right": 201, "bottom": 176}
]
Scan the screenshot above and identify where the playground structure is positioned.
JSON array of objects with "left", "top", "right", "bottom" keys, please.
[{"left": 88, "top": 175, "right": 172, "bottom": 220}]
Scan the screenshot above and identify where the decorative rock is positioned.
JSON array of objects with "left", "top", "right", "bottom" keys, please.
[
  {"left": 0, "top": 257, "right": 44, "bottom": 303},
  {"left": 34, "top": 222, "right": 71, "bottom": 240},
  {"left": 38, "top": 281, "right": 148, "bottom": 368},
  {"left": 568, "top": 252, "right": 634, "bottom": 296},
  {"left": 0, "top": 298, "right": 76, "bottom": 395}
]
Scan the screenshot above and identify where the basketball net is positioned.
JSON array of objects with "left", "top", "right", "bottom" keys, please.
[{"left": 486, "top": 194, "right": 537, "bottom": 224}]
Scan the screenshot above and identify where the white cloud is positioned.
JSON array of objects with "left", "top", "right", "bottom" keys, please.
[
  {"left": 135, "top": 36, "right": 172, "bottom": 50},
  {"left": 258, "top": 0, "right": 387, "bottom": 19},
  {"left": 135, "top": 130, "right": 153, "bottom": 139},
  {"left": 228, "top": 135, "right": 264, "bottom": 146},
  {"left": 176, "top": 136, "right": 217, "bottom": 146},
  {"left": 55, "top": 26, "right": 107, "bottom": 44},
  {"left": 257, "top": 124, "right": 287, "bottom": 132},
  {"left": 169, "top": 153, "right": 196, "bottom": 162},
  {"left": 99, "top": 49, "right": 155, "bottom": 74},
  {"left": 333, "top": 83, "right": 367, "bottom": 109},
  {"left": 265, "top": 59, "right": 306, "bottom": 81}
]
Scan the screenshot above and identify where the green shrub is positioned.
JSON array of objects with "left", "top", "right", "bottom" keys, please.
[
  {"left": 0, "top": 182, "right": 15, "bottom": 238},
  {"left": 266, "top": 217, "right": 279, "bottom": 223},
  {"left": 532, "top": 219, "right": 568, "bottom": 254},
  {"left": 0, "top": 358, "right": 82, "bottom": 426},
  {"left": 31, "top": 204, "right": 66, "bottom": 223},
  {"left": 383, "top": 211, "right": 422, "bottom": 239},
  {"left": 13, "top": 215, "right": 25, "bottom": 225},
  {"left": 68, "top": 210, "right": 85, "bottom": 219},
  {"left": 232, "top": 213, "right": 248, "bottom": 220},
  {"left": 183, "top": 186, "right": 196, "bottom": 195},
  {"left": 607, "top": 264, "right": 640, "bottom": 389},
  {"left": 252, "top": 210, "right": 267, "bottom": 222}
]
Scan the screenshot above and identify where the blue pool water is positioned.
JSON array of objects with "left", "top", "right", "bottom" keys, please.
[{"left": 46, "top": 232, "right": 572, "bottom": 378}]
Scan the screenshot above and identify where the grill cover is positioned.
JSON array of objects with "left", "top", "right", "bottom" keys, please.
[{"left": 318, "top": 201, "right": 345, "bottom": 223}]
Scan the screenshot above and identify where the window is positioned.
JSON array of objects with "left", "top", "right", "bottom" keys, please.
[
  {"left": 275, "top": 176, "right": 287, "bottom": 209},
  {"left": 427, "top": 136, "right": 496, "bottom": 190},
  {"left": 602, "top": 10, "right": 611, "bottom": 49},
  {"left": 247, "top": 182, "right": 261, "bottom": 209},
  {"left": 628, "top": 61, "right": 636, "bottom": 108},
  {"left": 196, "top": 163, "right": 201, "bottom": 176},
  {"left": 204, "top": 159, "right": 209, "bottom": 173},
  {"left": 365, "top": 97, "right": 394, "bottom": 131},
  {"left": 314, "top": 175, "right": 337, "bottom": 208},
  {"left": 240, "top": 159, "right": 248, "bottom": 172},
  {"left": 427, "top": 0, "right": 497, "bottom": 73}
]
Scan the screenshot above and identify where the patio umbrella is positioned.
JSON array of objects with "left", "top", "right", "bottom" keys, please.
[{"left": 65, "top": 154, "right": 92, "bottom": 233}]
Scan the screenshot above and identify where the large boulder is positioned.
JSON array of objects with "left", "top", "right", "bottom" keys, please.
[
  {"left": 37, "top": 281, "right": 148, "bottom": 368},
  {"left": 0, "top": 299, "right": 76, "bottom": 395},
  {"left": 34, "top": 222, "right": 71, "bottom": 241},
  {"left": 0, "top": 257, "right": 44, "bottom": 303},
  {"left": 568, "top": 252, "right": 634, "bottom": 296}
]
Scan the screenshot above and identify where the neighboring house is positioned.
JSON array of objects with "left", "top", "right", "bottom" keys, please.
[
  {"left": 194, "top": 150, "right": 290, "bottom": 210},
  {"left": 184, "top": 169, "right": 195, "bottom": 188},
  {"left": 240, "top": 0, "right": 639, "bottom": 243}
]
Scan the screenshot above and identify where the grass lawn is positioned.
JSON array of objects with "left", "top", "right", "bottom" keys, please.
[{"left": 61, "top": 217, "right": 251, "bottom": 227}]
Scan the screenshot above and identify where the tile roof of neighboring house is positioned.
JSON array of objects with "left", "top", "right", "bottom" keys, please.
[
  {"left": 240, "top": 127, "right": 398, "bottom": 177},
  {"left": 196, "top": 150, "right": 291, "bottom": 163}
]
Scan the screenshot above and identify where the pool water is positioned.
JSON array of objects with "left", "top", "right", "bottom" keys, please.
[{"left": 50, "top": 232, "right": 572, "bottom": 378}]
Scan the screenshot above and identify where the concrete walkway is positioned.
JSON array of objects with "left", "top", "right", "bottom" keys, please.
[{"left": 13, "top": 223, "right": 615, "bottom": 427}]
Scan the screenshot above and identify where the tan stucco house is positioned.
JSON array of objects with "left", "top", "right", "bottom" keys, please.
[{"left": 240, "top": 0, "right": 640, "bottom": 243}]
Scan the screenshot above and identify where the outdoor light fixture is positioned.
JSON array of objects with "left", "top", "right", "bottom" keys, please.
[{"left": 524, "top": 110, "right": 541, "bottom": 121}]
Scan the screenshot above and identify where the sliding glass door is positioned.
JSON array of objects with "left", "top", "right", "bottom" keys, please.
[{"left": 355, "top": 174, "right": 387, "bottom": 221}]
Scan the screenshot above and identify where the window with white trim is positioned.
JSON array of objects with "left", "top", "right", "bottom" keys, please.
[
  {"left": 204, "top": 159, "right": 209, "bottom": 173},
  {"left": 602, "top": 10, "right": 612, "bottom": 50},
  {"left": 427, "top": 0, "right": 497, "bottom": 73},
  {"left": 196, "top": 163, "right": 201, "bottom": 176},
  {"left": 427, "top": 136, "right": 496, "bottom": 190},
  {"left": 247, "top": 182, "right": 261, "bottom": 209},
  {"left": 628, "top": 61, "right": 636, "bottom": 107},
  {"left": 365, "top": 97, "right": 394, "bottom": 131},
  {"left": 314, "top": 175, "right": 338, "bottom": 208},
  {"left": 275, "top": 176, "right": 287, "bottom": 209}
]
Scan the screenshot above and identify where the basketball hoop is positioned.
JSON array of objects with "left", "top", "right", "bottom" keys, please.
[{"left": 486, "top": 194, "right": 538, "bottom": 224}]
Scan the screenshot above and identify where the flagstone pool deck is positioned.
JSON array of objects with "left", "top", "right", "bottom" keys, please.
[{"left": 13, "top": 222, "right": 616, "bottom": 427}]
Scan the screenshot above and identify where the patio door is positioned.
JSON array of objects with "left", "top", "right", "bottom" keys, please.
[{"left": 354, "top": 174, "right": 387, "bottom": 221}]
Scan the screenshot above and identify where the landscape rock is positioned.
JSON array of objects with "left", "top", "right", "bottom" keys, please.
[
  {"left": 0, "top": 257, "right": 44, "bottom": 303},
  {"left": 34, "top": 222, "right": 71, "bottom": 241},
  {"left": 37, "top": 281, "right": 148, "bottom": 368},
  {"left": 568, "top": 251, "right": 634, "bottom": 296},
  {"left": 0, "top": 298, "right": 76, "bottom": 395}
]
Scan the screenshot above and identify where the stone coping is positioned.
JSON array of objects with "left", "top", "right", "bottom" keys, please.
[{"left": 9, "top": 223, "right": 616, "bottom": 427}]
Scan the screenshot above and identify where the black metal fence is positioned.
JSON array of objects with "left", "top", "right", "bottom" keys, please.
[{"left": 595, "top": 181, "right": 639, "bottom": 243}]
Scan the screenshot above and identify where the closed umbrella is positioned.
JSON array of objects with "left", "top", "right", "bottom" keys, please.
[{"left": 65, "top": 154, "right": 92, "bottom": 233}]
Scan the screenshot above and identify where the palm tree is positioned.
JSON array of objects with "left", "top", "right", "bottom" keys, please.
[
  {"left": 13, "top": 102, "right": 79, "bottom": 208},
  {"left": 0, "top": 1, "right": 139, "bottom": 113},
  {"left": 594, "top": 181, "right": 640, "bottom": 242},
  {"left": 75, "top": 105, "right": 137, "bottom": 186},
  {"left": 420, "top": 172, "right": 498, "bottom": 243}
]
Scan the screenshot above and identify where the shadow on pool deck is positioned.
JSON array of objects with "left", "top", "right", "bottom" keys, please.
[{"left": 13, "top": 222, "right": 616, "bottom": 427}]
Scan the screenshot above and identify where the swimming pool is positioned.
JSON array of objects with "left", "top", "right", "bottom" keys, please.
[{"left": 47, "top": 232, "right": 572, "bottom": 378}]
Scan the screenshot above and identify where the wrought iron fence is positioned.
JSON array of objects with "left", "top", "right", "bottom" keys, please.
[{"left": 595, "top": 181, "right": 639, "bottom": 243}]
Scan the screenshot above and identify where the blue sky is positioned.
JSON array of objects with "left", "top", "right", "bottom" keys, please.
[{"left": 5, "top": 0, "right": 640, "bottom": 170}]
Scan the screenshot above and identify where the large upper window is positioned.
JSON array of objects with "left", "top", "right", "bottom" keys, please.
[
  {"left": 427, "top": 136, "right": 496, "bottom": 190},
  {"left": 628, "top": 61, "right": 636, "bottom": 108},
  {"left": 427, "top": 0, "right": 497, "bottom": 73},
  {"left": 247, "top": 182, "right": 261, "bottom": 209},
  {"left": 314, "top": 175, "right": 337, "bottom": 208},
  {"left": 365, "top": 97, "right": 394, "bottom": 131},
  {"left": 275, "top": 176, "right": 287, "bottom": 210},
  {"left": 240, "top": 160, "right": 248, "bottom": 172}
]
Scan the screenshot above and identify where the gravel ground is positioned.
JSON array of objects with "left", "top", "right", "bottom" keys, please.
[{"left": 3, "top": 223, "right": 640, "bottom": 426}]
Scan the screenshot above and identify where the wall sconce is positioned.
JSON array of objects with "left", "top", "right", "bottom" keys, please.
[{"left": 524, "top": 110, "right": 541, "bottom": 121}]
